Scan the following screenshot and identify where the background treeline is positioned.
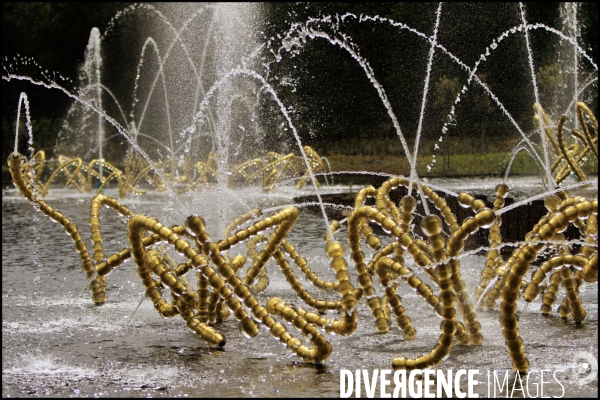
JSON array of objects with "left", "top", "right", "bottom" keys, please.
[
  {"left": 261, "top": 3, "right": 597, "bottom": 155},
  {"left": 2, "top": 2, "right": 135, "bottom": 163},
  {"left": 2, "top": 2, "right": 598, "bottom": 167}
]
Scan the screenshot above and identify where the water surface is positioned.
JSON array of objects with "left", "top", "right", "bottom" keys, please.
[{"left": 2, "top": 178, "right": 597, "bottom": 397}]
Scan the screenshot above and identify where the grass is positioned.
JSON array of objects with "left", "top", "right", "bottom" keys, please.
[
  {"left": 318, "top": 139, "right": 598, "bottom": 186},
  {"left": 326, "top": 151, "right": 597, "bottom": 179},
  {"left": 316, "top": 136, "right": 597, "bottom": 176}
]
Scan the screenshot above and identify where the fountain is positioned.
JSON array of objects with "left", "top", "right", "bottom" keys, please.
[{"left": 2, "top": 3, "right": 598, "bottom": 397}]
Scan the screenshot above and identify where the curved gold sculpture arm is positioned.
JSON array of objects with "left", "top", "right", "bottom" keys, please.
[
  {"left": 533, "top": 102, "right": 597, "bottom": 186},
  {"left": 558, "top": 116, "right": 589, "bottom": 183},
  {"left": 576, "top": 102, "right": 598, "bottom": 159},
  {"left": 9, "top": 153, "right": 95, "bottom": 278},
  {"left": 9, "top": 148, "right": 598, "bottom": 372},
  {"left": 270, "top": 248, "right": 340, "bottom": 311},
  {"left": 27, "top": 150, "right": 47, "bottom": 188},
  {"left": 281, "top": 240, "right": 339, "bottom": 292},
  {"left": 245, "top": 234, "right": 270, "bottom": 294},
  {"left": 497, "top": 197, "right": 597, "bottom": 372},
  {"left": 476, "top": 183, "right": 508, "bottom": 300},
  {"left": 533, "top": 103, "right": 561, "bottom": 157},
  {"left": 265, "top": 297, "right": 333, "bottom": 363},
  {"left": 228, "top": 158, "right": 265, "bottom": 187},
  {"left": 126, "top": 214, "right": 225, "bottom": 347},
  {"left": 41, "top": 157, "right": 84, "bottom": 196}
]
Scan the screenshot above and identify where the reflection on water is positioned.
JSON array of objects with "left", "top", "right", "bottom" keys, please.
[{"left": 2, "top": 180, "right": 597, "bottom": 397}]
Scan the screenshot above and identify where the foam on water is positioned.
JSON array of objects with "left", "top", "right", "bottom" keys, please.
[
  {"left": 2, "top": 3, "right": 597, "bottom": 397},
  {"left": 6, "top": 355, "right": 100, "bottom": 377}
]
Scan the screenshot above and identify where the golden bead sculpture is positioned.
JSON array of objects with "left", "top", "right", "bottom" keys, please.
[
  {"left": 484, "top": 196, "right": 598, "bottom": 372},
  {"left": 26, "top": 146, "right": 331, "bottom": 198},
  {"left": 8, "top": 151, "right": 598, "bottom": 374},
  {"left": 10, "top": 153, "right": 95, "bottom": 280},
  {"left": 533, "top": 102, "right": 598, "bottom": 185},
  {"left": 476, "top": 183, "right": 507, "bottom": 301}
]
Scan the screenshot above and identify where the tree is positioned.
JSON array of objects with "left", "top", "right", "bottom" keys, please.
[
  {"left": 536, "top": 63, "right": 564, "bottom": 111},
  {"left": 433, "top": 75, "right": 460, "bottom": 173},
  {"left": 471, "top": 74, "right": 492, "bottom": 152},
  {"left": 2, "top": 3, "right": 133, "bottom": 164}
]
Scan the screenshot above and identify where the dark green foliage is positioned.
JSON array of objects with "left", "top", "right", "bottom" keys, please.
[
  {"left": 2, "top": 2, "right": 134, "bottom": 163},
  {"left": 2, "top": 2, "right": 597, "bottom": 174}
]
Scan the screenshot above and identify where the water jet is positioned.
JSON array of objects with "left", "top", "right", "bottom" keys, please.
[{"left": 2, "top": 3, "right": 597, "bottom": 397}]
